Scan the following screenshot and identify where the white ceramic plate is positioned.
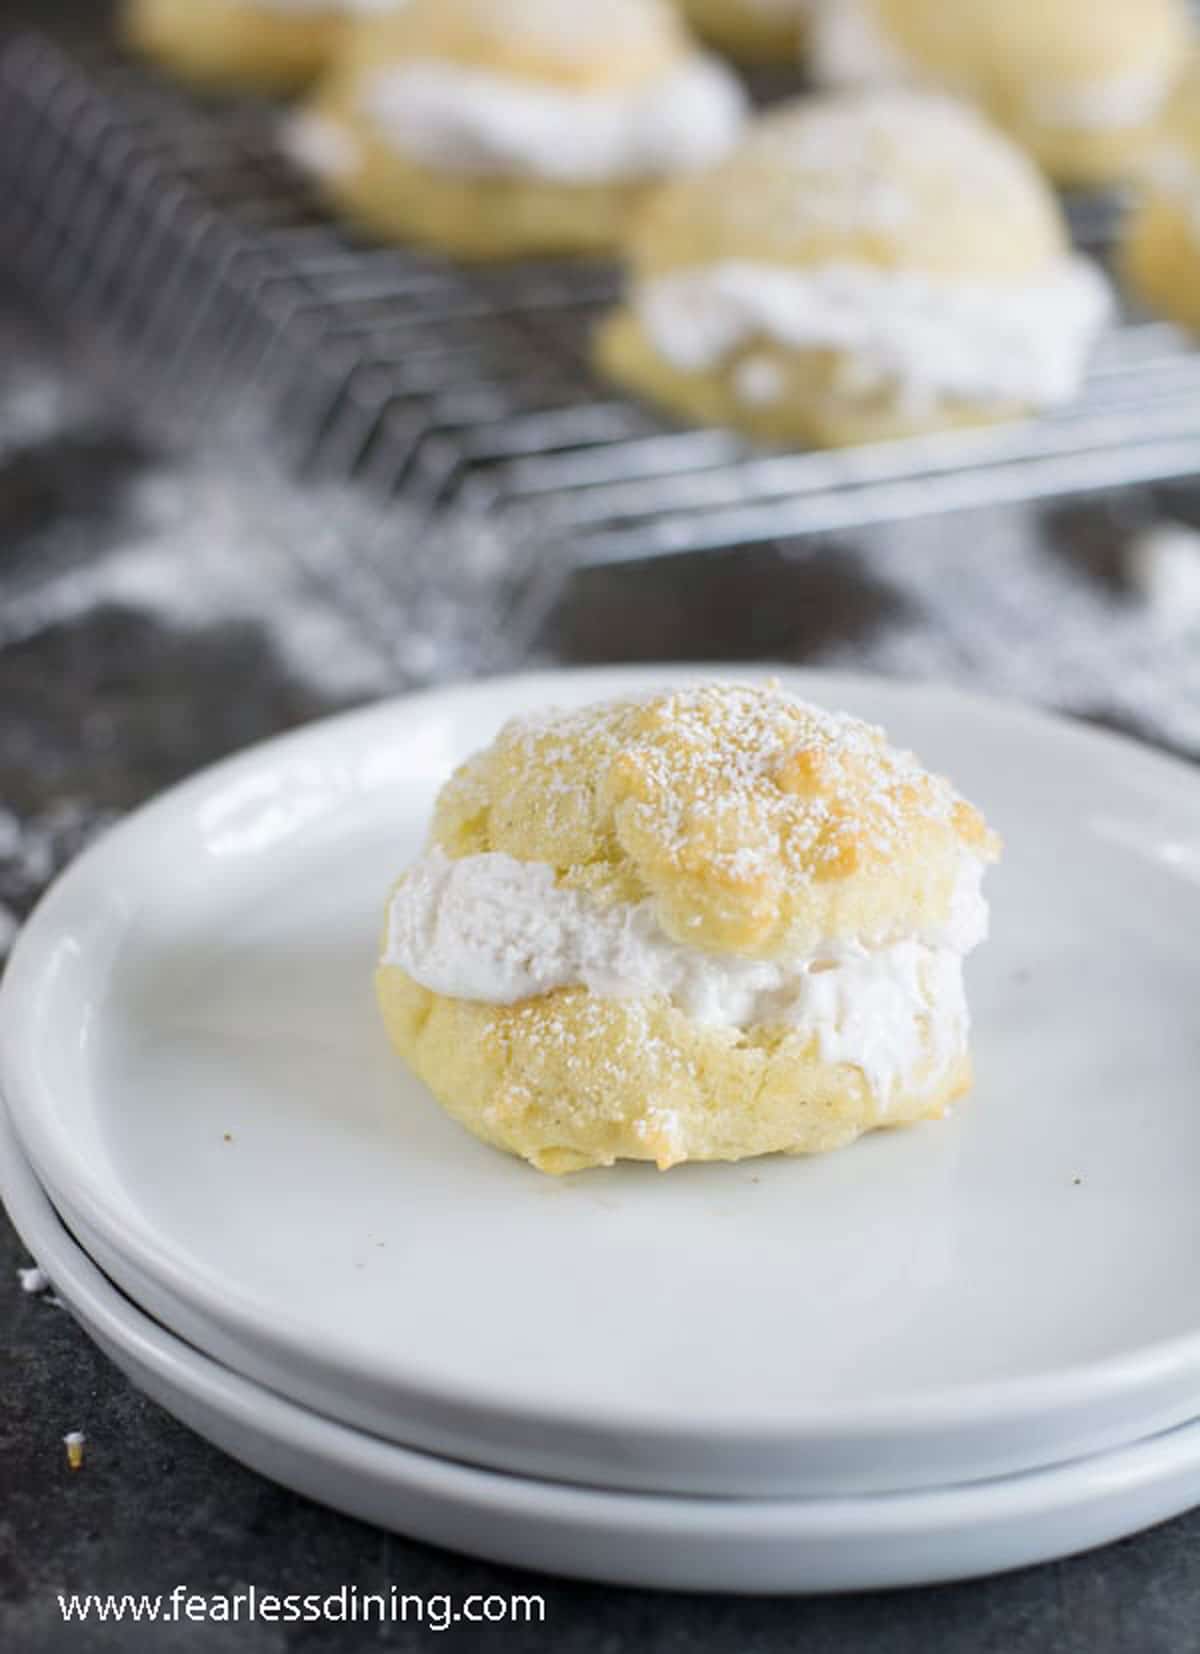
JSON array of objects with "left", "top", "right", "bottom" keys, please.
[
  {"left": 4, "top": 667, "right": 1200, "bottom": 1499},
  {"left": 6, "top": 1101, "right": 1200, "bottom": 1595}
]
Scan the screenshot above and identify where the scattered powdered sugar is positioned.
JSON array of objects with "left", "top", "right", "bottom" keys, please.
[
  {"left": 0, "top": 348, "right": 101, "bottom": 461},
  {"left": 0, "top": 801, "right": 121, "bottom": 960},
  {"left": 818, "top": 504, "right": 1200, "bottom": 759},
  {"left": 504, "top": 991, "right": 681, "bottom": 1092},
  {"left": 1127, "top": 524, "right": 1200, "bottom": 634},
  {"left": 0, "top": 445, "right": 541, "bottom": 701}
]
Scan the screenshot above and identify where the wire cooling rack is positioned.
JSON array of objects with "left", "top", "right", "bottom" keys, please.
[{"left": 3, "top": 28, "right": 1200, "bottom": 573}]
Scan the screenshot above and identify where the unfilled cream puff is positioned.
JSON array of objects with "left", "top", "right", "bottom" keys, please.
[
  {"left": 809, "top": 0, "right": 1192, "bottom": 187},
  {"left": 376, "top": 682, "right": 1001, "bottom": 1174},
  {"left": 123, "top": 0, "right": 396, "bottom": 94},
  {"left": 1124, "top": 57, "right": 1200, "bottom": 336},
  {"left": 288, "top": 0, "right": 748, "bottom": 258},
  {"left": 595, "top": 89, "right": 1112, "bottom": 448}
]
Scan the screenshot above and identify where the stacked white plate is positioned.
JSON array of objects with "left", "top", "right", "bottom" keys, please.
[{"left": 4, "top": 666, "right": 1200, "bottom": 1593}]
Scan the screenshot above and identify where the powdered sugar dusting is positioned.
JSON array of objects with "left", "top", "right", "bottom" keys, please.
[
  {"left": 505, "top": 681, "right": 984, "bottom": 886},
  {"left": 711, "top": 90, "right": 1053, "bottom": 241}
]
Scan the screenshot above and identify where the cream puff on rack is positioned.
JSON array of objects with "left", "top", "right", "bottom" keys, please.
[
  {"left": 675, "top": 0, "right": 809, "bottom": 65},
  {"left": 376, "top": 682, "right": 1001, "bottom": 1175},
  {"left": 809, "top": 0, "right": 1192, "bottom": 187},
  {"left": 1124, "top": 58, "right": 1200, "bottom": 336},
  {"left": 123, "top": 0, "right": 396, "bottom": 94},
  {"left": 289, "top": 0, "right": 748, "bottom": 258},
  {"left": 595, "top": 89, "right": 1112, "bottom": 448}
]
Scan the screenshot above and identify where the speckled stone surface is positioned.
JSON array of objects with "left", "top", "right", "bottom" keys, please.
[
  {"left": 4, "top": 289, "right": 1200, "bottom": 1654},
  {"left": 4, "top": 3, "right": 1200, "bottom": 1634},
  {"left": 8, "top": 1219, "right": 1200, "bottom": 1654}
]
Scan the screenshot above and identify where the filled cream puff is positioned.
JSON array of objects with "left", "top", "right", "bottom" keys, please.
[
  {"left": 675, "top": 0, "right": 809, "bottom": 65},
  {"left": 595, "top": 89, "right": 1112, "bottom": 448},
  {"left": 288, "top": 0, "right": 748, "bottom": 258},
  {"left": 123, "top": 0, "right": 398, "bottom": 94},
  {"left": 376, "top": 682, "right": 1001, "bottom": 1174},
  {"left": 809, "top": 0, "right": 1192, "bottom": 187},
  {"left": 1124, "top": 57, "right": 1200, "bottom": 336}
]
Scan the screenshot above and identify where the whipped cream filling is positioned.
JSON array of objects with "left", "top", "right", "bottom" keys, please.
[
  {"left": 632, "top": 257, "right": 1113, "bottom": 413},
  {"left": 384, "top": 847, "right": 989, "bottom": 1105},
  {"left": 281, "top": 111, "right": 360, "bottom": 179},
  {"left": 356, "top": 52, "right": 747, "bottom": 183}
]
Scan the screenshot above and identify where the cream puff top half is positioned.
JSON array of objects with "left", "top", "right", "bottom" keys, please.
[
  {"left": 811, "top": 0, "right": 1191, "bottom": 143},
  {"left": 615, "top": 90, "right": 1113, "bottom": 413},
  {"left": 382, "top": 684, "right": 1000, "bottom": 1040},
  {"left": 322, "top": 0, "right": 748, "bottom": 184}
]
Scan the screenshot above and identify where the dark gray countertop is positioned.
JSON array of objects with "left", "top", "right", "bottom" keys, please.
[
  {"left": 5, "top": 0, "right": 1200, "bottom": 1601},
  {"left": 3, "top": 286, "right": 1200, "bottom": 1654},
  {"left": 7, "top": 1211, "right": 1200, "bottom": 1654}
]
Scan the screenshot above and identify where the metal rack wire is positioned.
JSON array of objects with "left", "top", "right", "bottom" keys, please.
[{"left": 3, "top": 27, "right": 1200, "bottom": 575}]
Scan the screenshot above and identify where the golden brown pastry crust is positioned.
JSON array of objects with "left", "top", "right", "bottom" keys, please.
[
  {"left": 429, "top": 683, "right": 997, "bottom": 960},
  {"left": 1123, "top": 58, "right": 1200, "bottom": 334},
  {"left": 376, "top": 683, "right": 999, "bottom": 1175},
  {"left": 595, "top": 91, "right": 1077, "bottom": 445},
  {"left": 377, "top": 967, "right": 972, "bottom": 1174},
  {"left": 676, "top": 0, "right": 806, "bottom": 65},
  {"left": 298, "top": 92, "right": 667, "bottom": 258},
  {"left": 124, "top": 0, "right": 344, "bottom": 92},
  {"left": 338, "top": 0, "right": 688, "bottom": 90},
  {"left": 816, "top": 0, "right": 1192, "bottom": 186},
  {"left": 594, "top": 310, "right": 1026, "bottom": 449},
  {"left": 297, "top": 0, "right": 727, "bottom": 257}
]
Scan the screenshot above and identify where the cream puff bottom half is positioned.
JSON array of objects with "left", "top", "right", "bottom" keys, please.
[
  {"left": 125, "top": 0, "right": 343, "bottom": 92},
  {"left": 377, "top": 967, "right": 972, "bottom": 1175},
  {"left": 304, "top": 94, "right": 662, "bottom": 258},
  {"left": 594, "top": 309, "right": 1023, "bottom": 448}
]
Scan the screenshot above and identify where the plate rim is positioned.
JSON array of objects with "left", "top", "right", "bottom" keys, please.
[
  {"left": 5, "top": 1097, "right": 1200, "bottom": 1593},
  {"left": 4, "top": 664, "right": 1200, "bottom": 1456}
]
